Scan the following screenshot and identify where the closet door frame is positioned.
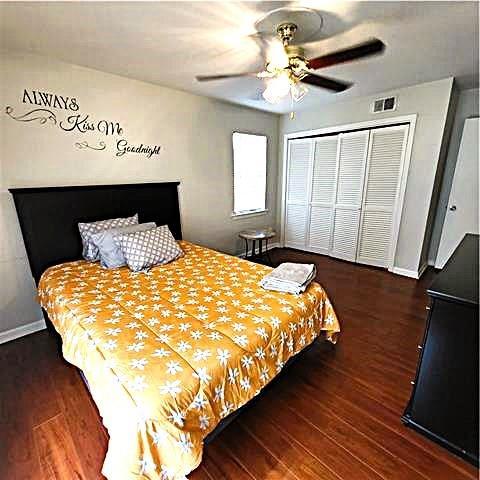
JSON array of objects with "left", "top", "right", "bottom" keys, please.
[{"left": 280, "top": 114, "right": 417, "bottom": 272}]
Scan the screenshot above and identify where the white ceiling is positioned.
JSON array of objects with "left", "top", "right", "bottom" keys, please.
[{"left": 1, "top": 1, "right": 478, "bottom": 114}]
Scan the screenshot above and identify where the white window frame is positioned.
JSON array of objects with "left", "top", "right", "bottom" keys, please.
[{"left": 231, "top": 131, "right": 268, "bottom": 218}]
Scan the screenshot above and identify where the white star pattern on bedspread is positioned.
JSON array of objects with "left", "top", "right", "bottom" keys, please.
[{"left": 38, "top": 241, "right": 340, "bottom": 480}]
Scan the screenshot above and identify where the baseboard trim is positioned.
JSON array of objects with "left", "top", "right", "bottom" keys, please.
[
  {"left": 238, "top": 242, "right": 280, "bottom": 259},
  {"left": 392, "top": 264, "right": 427, "bottom": 279},
  {"left": 0, "top": 318, "right": 46, "bottom": 345}
]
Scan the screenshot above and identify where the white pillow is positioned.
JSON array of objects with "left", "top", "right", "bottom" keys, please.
[
  {"left": 78, "top": 214, "right": 138, "bottom": 261},
  {"left": 118, "top": 225, "right": 183, "bottom": 272},
  {"left": 90, "top": 222, "right": 156, "bottom": 269}
]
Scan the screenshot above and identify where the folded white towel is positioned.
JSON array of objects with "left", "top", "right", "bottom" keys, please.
[{"left": 260, "top": 262, "right": 316, "bottom": 294}]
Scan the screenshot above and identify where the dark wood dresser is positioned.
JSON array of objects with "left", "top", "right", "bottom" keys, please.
[{"left": 402, "top": 233, "right": 479, "bottom": 466}]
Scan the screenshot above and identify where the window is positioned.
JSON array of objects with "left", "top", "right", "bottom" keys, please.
[{"left": 232, "top": 132, "right": 267, "bottom": 216}]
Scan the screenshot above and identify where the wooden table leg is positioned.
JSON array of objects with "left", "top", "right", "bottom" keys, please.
[{"left": 265, "top": 238, "right": 273, "bottom": 266}]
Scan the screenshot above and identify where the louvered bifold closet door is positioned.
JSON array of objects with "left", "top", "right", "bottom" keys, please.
[
  {"left": 307, "top": 135, "right": 339, "bottom": 254},
  {"left": 330, "top": 131, "right": 370, "bottom": 261},
  {"left": 357, "top": 125, "right": 409, "bottom": 267},
  {"left": 284, "top": 139, "right": 313, "bottom": 249}
]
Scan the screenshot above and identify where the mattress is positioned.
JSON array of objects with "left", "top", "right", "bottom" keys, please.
[{"left": 38, "top": 241, "right": 340, "bottom": 479}]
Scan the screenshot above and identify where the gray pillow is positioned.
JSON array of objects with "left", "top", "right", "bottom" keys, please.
[
  {"left": 118, "top": 225, "right": 183, "bottom": 272},
  {"left": 78, "top": 214, "right": 138, "bottom": 261},
  {"left": 91, "top": 222, "right": 156, "bottom": 269}
]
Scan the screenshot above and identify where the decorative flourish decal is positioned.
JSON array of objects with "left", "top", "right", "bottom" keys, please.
[
  {"left": 75, "top": 140, "right": 106, "bottom": 151},
  {"left": 5, "top": 89, "right": 163, "bottom": 158},
  {"left": 5, "top": 106, "right": 57, "bottom": 125}
]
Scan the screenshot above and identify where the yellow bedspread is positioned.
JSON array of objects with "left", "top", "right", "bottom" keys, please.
[{"left": 38, "top": 241, "right": 340, "bottom": 480}]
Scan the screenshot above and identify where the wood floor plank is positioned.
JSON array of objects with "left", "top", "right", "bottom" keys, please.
[
  {"left": 280, "top": 383, "right": 427, "bottom": 479},
  {"left": 186, "top": 463, "right": 213, "bottom": 480},
  {"left": 298, "top": 376, "right": 472, "bottom": 480},
  {"left": 50, "top": 362, "right": 108, "bottom": 479},
  {"left": 240, "top": 399, "right": 375, "bottom": 480},
  {"left": 297, "top": 363, "right": 478, "bottom": 479},
  {"left": 220, "top": 420, "right": 300, "bottom": 480},
  {"left": 24, "top": 333, "right": 62, "bottom": 427},
  {"left": 0, "top": 337, "right": 44, "bottom": 480},
  {"left": 33, "top": 414, "right": 86, "bottom": 480},
  {"left": 202, "top": 440, "right": 255, "bottom": 480},
  {"left": 1, "top": 428, "right": 41, "bottom": 480},
  {"left": 239, "top": 410, "right": 342, "bottom": 480}
]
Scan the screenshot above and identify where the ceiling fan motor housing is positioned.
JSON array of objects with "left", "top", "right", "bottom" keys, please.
[
  {"left": 277, "top": 22, "right": 298, "bottom": 45},
  {"left": 285, "top": 45, "right": 305, "bottom": 60}
]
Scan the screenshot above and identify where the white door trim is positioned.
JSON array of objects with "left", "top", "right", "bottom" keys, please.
[
  {"left": 281, "top": 114, "right": 417, "bottom": 272},
  {"left": 283, "top": 114, "right": 417, "bottom": 141}
]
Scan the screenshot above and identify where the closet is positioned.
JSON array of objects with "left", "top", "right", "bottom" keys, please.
[{"left": 284, "top": 124, "right": 409, "bottom": 269}]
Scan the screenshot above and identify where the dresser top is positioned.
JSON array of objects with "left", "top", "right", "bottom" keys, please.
[{"left": 428, "top": 234, "right": 479, "bottom": 306}]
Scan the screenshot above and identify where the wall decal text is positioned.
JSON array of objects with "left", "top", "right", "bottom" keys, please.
[
  {"left": 5, "top": 89, "right": 163, "bottom": 158},
  {"left": 60, "top": 114, "right": 124, "bottom": 136},
  {"left": 22, "top": 89, "right": 79, "bottom": 111},
  {"left": 116, "top": 140, "right": 162, "bottom": 158}
]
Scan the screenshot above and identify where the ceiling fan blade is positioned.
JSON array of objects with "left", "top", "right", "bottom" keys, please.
[
  {"left": 308, "top": 38, "right": 385, "bottom": 70},
  {"left": 301, "top": 74, "right": 352, "bottom": 92},
  {"left": 196, "top": 72, "right": 259, "bottom": 82}
]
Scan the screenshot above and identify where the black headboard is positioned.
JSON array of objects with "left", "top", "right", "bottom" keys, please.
[{"left": 9, "top": 182, "right": 182, "bottom": 284}]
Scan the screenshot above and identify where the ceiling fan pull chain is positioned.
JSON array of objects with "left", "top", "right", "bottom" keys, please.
[{"left": 289, "top": 95, "right": 295, "bottom": 120}]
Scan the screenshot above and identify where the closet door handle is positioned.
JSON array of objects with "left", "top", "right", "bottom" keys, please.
[{"left": 449, "top": 205, "right": 457, "bottom": 211}]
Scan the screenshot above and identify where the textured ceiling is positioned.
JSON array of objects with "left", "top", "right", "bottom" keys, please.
[{"left": 1, "top": 1, "right": 478, "bottom": 113}]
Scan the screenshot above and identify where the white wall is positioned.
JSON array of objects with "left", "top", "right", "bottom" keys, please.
[
  {"left": 0, "top": 52, "right": 279, "bottom": 336},
  {"left": 428, "top": 87, "right": 479, "bottom": 264},
  {"left": 278, "top": 77, "right": 454, "bottom": 274}
]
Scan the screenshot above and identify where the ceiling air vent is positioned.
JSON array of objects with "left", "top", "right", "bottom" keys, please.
[{"left": 372, "top": 96, "right": 396, "bottom": 113}]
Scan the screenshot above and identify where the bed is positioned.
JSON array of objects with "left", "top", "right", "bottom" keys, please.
[{"left": 10, "top": 182, "right": 340, "bottom": 480}]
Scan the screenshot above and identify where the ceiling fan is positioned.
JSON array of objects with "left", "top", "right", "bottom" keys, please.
[{"left": 196, "top": 9, "right": 385, "bottom": 107}]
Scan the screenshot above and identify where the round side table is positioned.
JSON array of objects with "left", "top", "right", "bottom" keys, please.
[{"left": 238, "top": 228, "right": 276, "bottom": 266}]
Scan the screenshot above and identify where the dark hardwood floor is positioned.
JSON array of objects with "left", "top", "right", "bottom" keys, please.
[{"left": 1, "top": 248, "right": 478, "bottom": 480}]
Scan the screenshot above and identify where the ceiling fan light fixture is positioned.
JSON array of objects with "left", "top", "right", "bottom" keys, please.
[
  {"left": 266, "top": 40, "right": 289, "bottom": 70},
  {"left": 262, "top": 86, "right": 282, "bottom": 104},
  {"left": 263, "top": 71, "right": 291, "bottom": 103}
]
